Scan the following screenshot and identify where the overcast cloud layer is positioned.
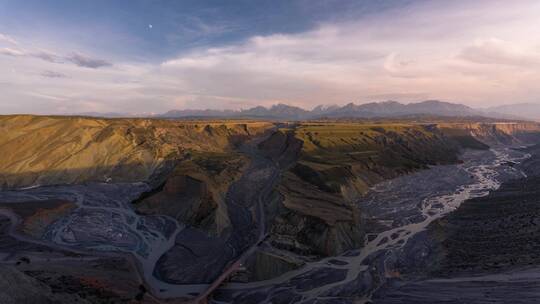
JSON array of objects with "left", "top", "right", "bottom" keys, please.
[{"left": 1, "top": 0, "right": 540, "bottom": 114}]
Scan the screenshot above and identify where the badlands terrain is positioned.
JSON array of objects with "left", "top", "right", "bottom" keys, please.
[{"left": 1, "top": 113, "right": 540, "bottom": 303}]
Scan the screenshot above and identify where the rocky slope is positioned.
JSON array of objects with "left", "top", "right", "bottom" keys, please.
[
  {"left": 0, "top": 265, "right": 92, "bottom": 304},
  {"left": 135, "top": 151, "right": 249, "bottom": 235},
  {"left": 438, "top": 122, "right": 540, "bottom": 146},
  {"left": 0, "top": 115, "right": 273, "bottom": 189}
]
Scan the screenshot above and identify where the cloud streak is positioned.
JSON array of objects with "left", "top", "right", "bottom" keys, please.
[
  {"left": 41, "top": 70, "right": 67, "bottom": 78},
  {"left": 66, "top": 52, "right": 113, "bottom": 69},
  {"left": 0, "top": 33, "right": 17, "bottom": 45},
  {"left": 0, "top": 47, "right": 25, "bottom": 56},
  {"left": 0, "top": 35, "right": 112, "bottom": 69}
]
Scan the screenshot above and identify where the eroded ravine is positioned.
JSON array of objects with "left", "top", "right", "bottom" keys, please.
[
  {"left": 214, "top": 147, "right": 531, "bottom": 303},
  {"left": 0, "top": 132, "right": 282, "bottom": 300},
  {"left": 0, "top": 145, "right": 531, "bottom": 303}
]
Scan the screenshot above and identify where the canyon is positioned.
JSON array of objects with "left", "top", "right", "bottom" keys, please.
[{"left": 0, "top": 114, "right": 540, "bottom": 303}]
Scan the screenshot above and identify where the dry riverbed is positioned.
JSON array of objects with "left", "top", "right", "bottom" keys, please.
[{"left": 0, "top": 146, "right": 532, "bottom": 303}]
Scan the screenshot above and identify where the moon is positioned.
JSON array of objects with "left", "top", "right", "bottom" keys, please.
[{"left": 148, "top": 24, "right": 153, "bottom": 29}]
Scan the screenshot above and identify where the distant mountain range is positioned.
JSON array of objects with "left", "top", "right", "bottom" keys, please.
[
  {"left": 75, "top": 100, "right": 540, "bottom": 121},
  {"left": 159, "top": 100, "right": 528, "bottom": 120},
  {"left": 485, "top": 103, "right": 540, "bottom": 121},
  {"left": 160, "top": 103, "right": 309, "bottom": 120},
  {"left": 76, "top": 112, "right": 132, "bottom": 118}
]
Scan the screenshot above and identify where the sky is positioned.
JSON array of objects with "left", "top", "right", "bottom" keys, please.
[{"left": 1, "top": 0, "right": 540, "bottom": 114}]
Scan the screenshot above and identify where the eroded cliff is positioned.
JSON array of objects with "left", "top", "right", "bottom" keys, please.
[
  {"left": 241, "top": 123, "right": 469, "bottom": 280},
  {"left": 0, "top": 115, "right": 273, "bottom": 189},
  {"left": 438, "top": 122, "right": 540, "bottom": 146}
]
